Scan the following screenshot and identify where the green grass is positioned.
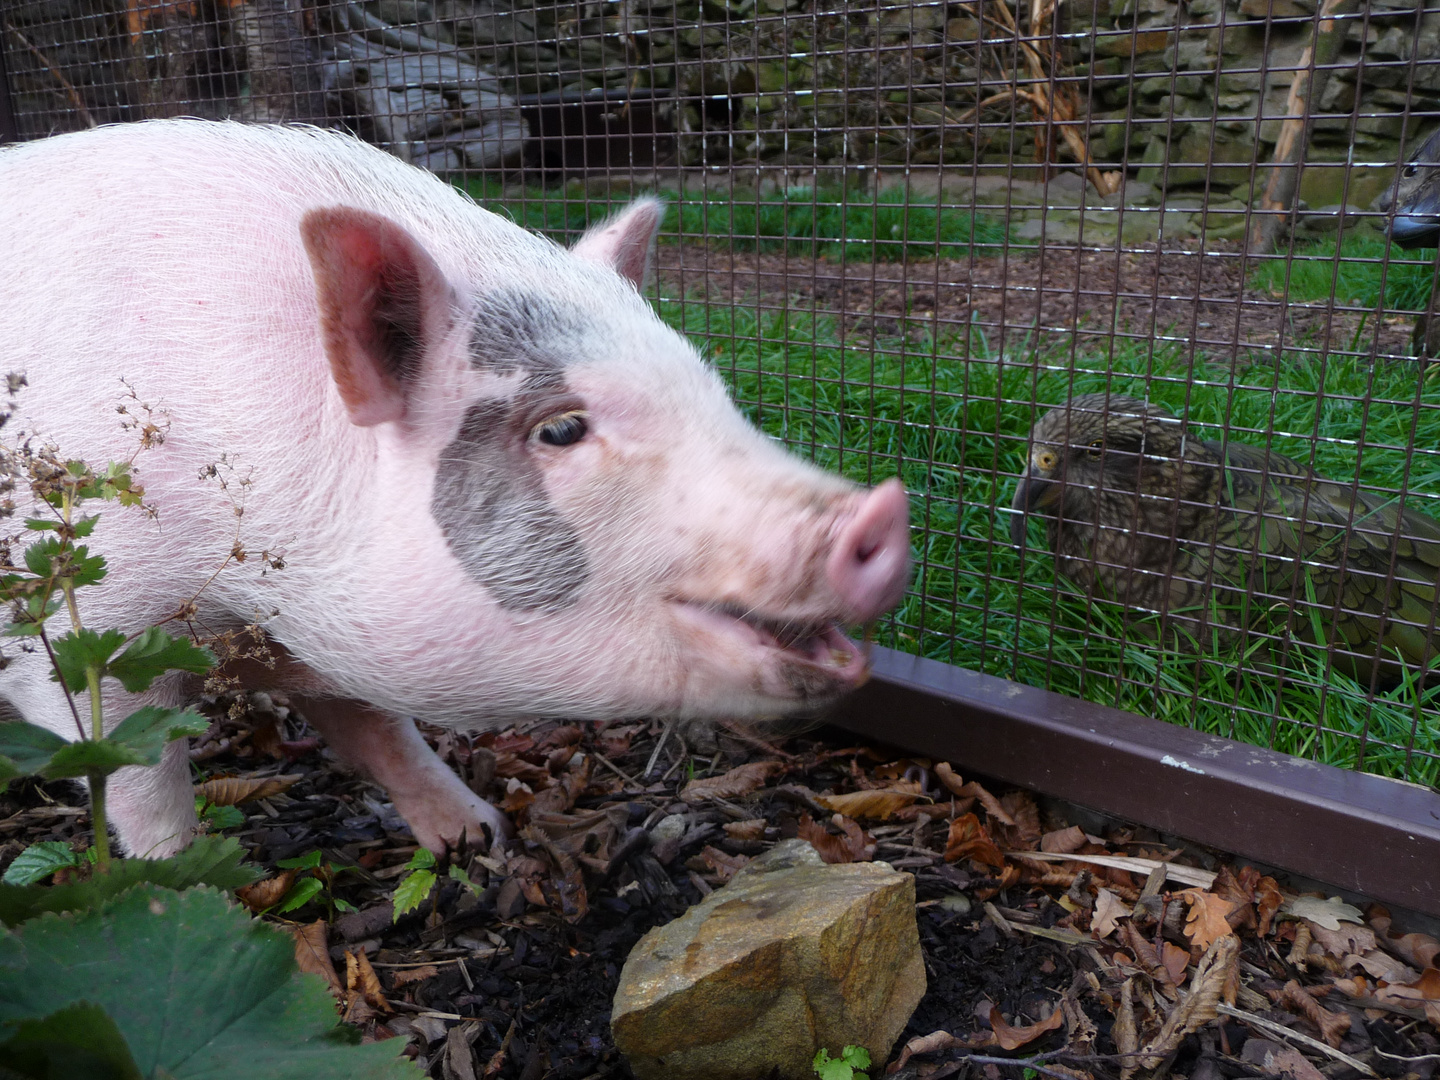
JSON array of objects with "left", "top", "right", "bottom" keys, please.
[
  {"left": 1251, "top": 229, "right": 1438, "bottom": 313},
  {"left": 458, "top": 178, "right": 1011, "bottom": 262},
  {"left": 655, "top": 295, "right": 1440, "bottom": 788},
  {"left": 458, "top": 175, "right": 1440, "bottom": 786}
]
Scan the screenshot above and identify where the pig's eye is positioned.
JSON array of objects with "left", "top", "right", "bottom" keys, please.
[{"left": 530, "top": 410, "right": 588, "bottom": 447}]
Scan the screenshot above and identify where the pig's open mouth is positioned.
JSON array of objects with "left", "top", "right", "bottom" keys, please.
[{"left": 674, "top": 601, "right": 871, "bottom": 690}]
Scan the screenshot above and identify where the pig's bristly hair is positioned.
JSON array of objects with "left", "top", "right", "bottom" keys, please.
[{"left": 0, "top": 119, "right": 869, "bottom": 736}]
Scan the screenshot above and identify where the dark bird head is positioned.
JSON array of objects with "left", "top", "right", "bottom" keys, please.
[
  {"left": 1011, "top": 393, "right": 1185, "bottom": 547},
  {"left": 1383, "top": 126, "right": 1440, "bottom": 250}
]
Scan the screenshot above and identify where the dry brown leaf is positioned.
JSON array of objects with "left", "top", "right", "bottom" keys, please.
[
  {"left": 957, "top": 781, "right": 1015, "bottom": 826},
  {"left": 813, "top": 788, "right": 921, "bottom": 821},
  {"left": 933, "top": 761, "right": 965, "bottom": 796},
  {"left": 1284, "top": 895, "right": 1364, "bottom": 930},
  {"left": 1278, "top": 979, "right": 1350, "bottom": 1047},
  {"left": 895, "top": 1030, "right": 966, "bottom": 1070},
  {"left": 194, "top": 773, "right": 302, "bottom": 807},
  {"left": 1091, "top": 888, "right": 1131, "bottom": 939},
  {"left": 1139, "top": 933, "right": 1238, "bottom": 1068},
  {"left": 345, "top": 950, "right": 390, "bottom": 1014},
  {"left": 1263, "top": 1046, "right": 1328, "bottom": 1080},
  {"left": 1118, "top": 921, "right": 1176, "bottom": 992},
  {"left": 1180, "top": 889, "right": 1239, "bottom": 952},
  {"left": 1160, "top": 942, "right": 1191, "bottom": 987},
  {"left": 1307, "top": 921, "right": 1377, "bottom": 959},
  {"left": 991, "top": 791, "right": 1042, "bottom": 850},
  {"left": 697, "top": 845, "right": 750, "bottom": 882},
  {"left": 679, "top": 760, "right": 784, "bottom": 803},
  {"left": 1351, "top": 951, "right": 1419, "bottom": 984},
  {"left": 1255, "top": 875, "right": 1284, "bottom": 936},
  {"left": 1113, "top": 978, "right": 1139, "bottom": 1080},
  {"left": 722, "top": 818, "right": 767, "bottom": 841},
  {"left": 1375, "top": 967, "right": 1440, "bottom": 1005},
  {"left": 988, "top": 1003, "right": 1064, "bottom": 1050},
  {"left": 235, "top": 869, "right": 297, "bottom": 912},
  {"left": 390, "top": 964, "right": 440, "bottom": 988},
  {"left": 1426, "top": 1001, "right": 1440, "bottom": 1031},
  {"left": 288, "top": 919, "right": 341, "bottom": 999},
  {"left": 1369, "top": 910, "right": 1440, "bottom": 971},
  {"left": 944, "top": 813, "right": 1005, "bottom": 868},
  {"left": 1041, "top": 826, "right": 1087, "bottom": 854},
  {"left": 797, "top": 814, "right": 875, "bottom": 864}
]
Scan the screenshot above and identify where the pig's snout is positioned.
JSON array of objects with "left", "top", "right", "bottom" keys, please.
[{"left": 827, "top": 478, "right": 911, "bottom": 622}]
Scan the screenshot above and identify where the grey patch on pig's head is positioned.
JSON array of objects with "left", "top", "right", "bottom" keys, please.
[
  {"left": 432, "top": 391, "right": 590, "bottom": 612},
  {"left": 467, "top": 291, "right": 592, "bottom": 375}
]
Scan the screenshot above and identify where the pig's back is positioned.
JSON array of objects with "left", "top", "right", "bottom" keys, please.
[{"left": 0, "top": 120, "right": 558, "bottom": 454}]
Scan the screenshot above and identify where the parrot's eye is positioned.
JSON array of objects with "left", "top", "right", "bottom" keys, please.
[
  {"left": 1087, "top": 440, "right": 1103, "bottom": 459},
  {"left": 531, "top": 410, "right": 588, "bottom": 447}
]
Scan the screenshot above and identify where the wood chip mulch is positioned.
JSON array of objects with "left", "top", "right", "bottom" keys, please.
[{"left": 2, "top": 695, "right": 1438, "bottom": 1080}]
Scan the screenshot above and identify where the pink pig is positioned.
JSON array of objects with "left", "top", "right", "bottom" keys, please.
[{"left": 0, "top": 120, "right": 910, "bottom": 857}]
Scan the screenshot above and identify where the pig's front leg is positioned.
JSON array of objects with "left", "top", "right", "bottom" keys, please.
[{"left": 297, "top": 699, "right": 511, "bottom": 853}]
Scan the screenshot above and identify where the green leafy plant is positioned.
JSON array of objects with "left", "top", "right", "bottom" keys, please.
[
  {"left": 0, "top": 883, "right": 420, "bottom": 1079},
  {"left": 269, "top": 849, "right": 358, "bottom": 916},
  {"left": 813, "top": 1044, "right": 871, "bottom": 1080},
  {"left": 0, "top": 405, "right": 419, "bottom": 1076},
  {"left": 392, "top": 848, "right": 480, "bottom": 921},
  {"left": 0, "top": 452, "right": 213, "bottom": 869}
]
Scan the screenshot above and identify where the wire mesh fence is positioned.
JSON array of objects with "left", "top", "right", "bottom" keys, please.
[{"left": 4, "top": 0, "right": 1440, "bottom": 787}]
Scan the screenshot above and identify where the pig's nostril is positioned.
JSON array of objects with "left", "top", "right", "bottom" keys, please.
[{"left": 827, "top": 478, "right": 911, "bottom": 622}]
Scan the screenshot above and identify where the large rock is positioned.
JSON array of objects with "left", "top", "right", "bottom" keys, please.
[{"left": 611, "top": 840, "right": 925, "bottom": 1080}]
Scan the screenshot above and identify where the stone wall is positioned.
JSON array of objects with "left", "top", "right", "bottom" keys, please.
[{"left": 7, "top": 0, "right": 1440, "bottom": 215}]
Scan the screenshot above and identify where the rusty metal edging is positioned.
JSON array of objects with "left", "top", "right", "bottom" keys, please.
[{"left": 829, "top": 646, "right": 1440, "bottom": 918}]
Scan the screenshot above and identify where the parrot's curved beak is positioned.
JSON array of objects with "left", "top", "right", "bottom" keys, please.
[{"left": 1010, "top": 468, "right": 1057, "bottom": 547}]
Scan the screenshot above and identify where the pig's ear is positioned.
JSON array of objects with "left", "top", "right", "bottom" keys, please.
[
  {"left": 300, "top": 207, "right": 454, "bottom": 427},
  {"left": 570, "top": 198, "right": 664, "bottom": 289}
]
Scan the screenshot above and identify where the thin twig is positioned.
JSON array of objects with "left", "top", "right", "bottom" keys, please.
[
  {"left": 1215, "top": 1003, "right": 1378, "bottom": 1077},
  {"left": 3, "top": 21, "right": 96, "bottom": 127},
  {"left": 37, "top": 622, "right": 87, "bottom": 741},
  {"left": 591, "top": 751, "right": 639, "bottom": 787}
]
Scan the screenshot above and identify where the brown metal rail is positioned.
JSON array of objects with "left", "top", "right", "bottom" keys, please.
[{"left": 830, "top": 646, "right": 1440, "bottom": 918}]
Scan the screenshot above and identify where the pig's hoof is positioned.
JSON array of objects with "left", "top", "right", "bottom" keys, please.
[{"left": 400, "top": 789, "right": 513, "bottom": 855}]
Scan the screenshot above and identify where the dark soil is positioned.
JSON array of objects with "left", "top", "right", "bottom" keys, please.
[
  {"left": 3, "top": 699, "right": 1437, "bottom": 1080},
  {"left": 653, "top": 241, "right": 1417, "bottom": 364}
]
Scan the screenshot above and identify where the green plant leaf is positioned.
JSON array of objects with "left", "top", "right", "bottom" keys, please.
[
  {"left": 1, "top": 842, "right": 82, "bottom": 886},
  {"left": 842, "top": 1046, "right": 871, "bottom": 1075},
  {"left": 448, "top": 865, "right": 481, "bottom": 896},
  {"left": 67, "top": 545, "right": 108, "bottom": 587},
  {"left": 22, "top": 536, "right": 62, "bottom": 578},
  {"left": 107, "top": 628, "right": 215, "bottom": 693},
  {"left": 105, "top": 706, "right": 209, "bottom": 765},
  {"left": 392, "top": 869, "right": 437, "bottom": 920},
  {"left": 814, "top": 1049, "right": 852, "bottom": 1080},
  {"left": 277, "top": 850, "right": 324, "bottom": 871},
  {"left": 405, "top": 848, "right": 436, "bottom": 871},
  {"left": 198, "top": 800, "right": 245, "bottom": 831},
  {"left": 73, "top": 515, "right": 100, "bottom": 538},
  {"left": 3, "top": 596, "right": 61, "bottom": 636},
  {"left": 50, "top": 628, "right": 127, "bottom": 692},
  {"left": 274, "top": 877, "right": 325, "bottom": 915},
  {"left": 0, "top": 884, "right": 422, "bottom": 1079},
  {"left": 0, "top": 1001, "right": 144, "bottom": 1080},
  {"left": 0, "top": 721, "right": 68, "bottom": 777},
  {"left": 0, "top": 835, "right": 260, "bottom": 927},
  {"left": 41, "top": 738, "right": 147, "bottom": 780}
]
